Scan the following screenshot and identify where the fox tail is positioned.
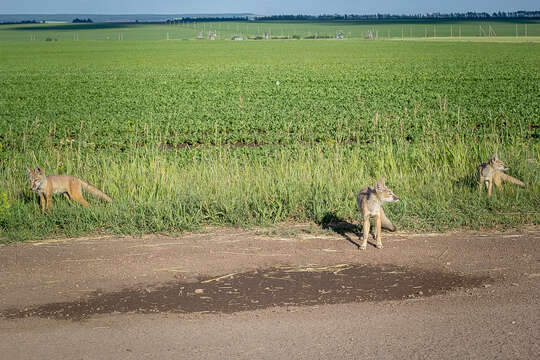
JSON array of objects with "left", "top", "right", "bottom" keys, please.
[
  {"left": 380, "top": 209, "right": 396, "bottom": 232},
  {"left": 80, "top": 181, "right": 113, "bottom": 202},
  {"left": 498, "top": 172, "right": 525, "bottom": 187}
]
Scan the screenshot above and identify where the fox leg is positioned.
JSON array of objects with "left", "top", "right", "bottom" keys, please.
[
  {"left": 487, "top": 181, "right": 493, "bottom": 197},
  {"left": 375, "top": 215, "right": 383, "bottom": 249},
  {"left": 493, "top": 173, "right": 503, "bottom": 189},
  {"left": 360, "top": 215, "right": 370, "bottom": 250},
  {"left": 45, "top": 192, "right": 53, "bottom": 211},
  {"left": 39, "top": 193, "right": 46, "bottom": 213},
  {"left": 68, "top": 186, "right": 90, "bottom": 207}
]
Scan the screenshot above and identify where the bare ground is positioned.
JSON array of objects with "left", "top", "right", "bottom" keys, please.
[{"left": 1, "top": 224, "right": 539, "bottom": 359}]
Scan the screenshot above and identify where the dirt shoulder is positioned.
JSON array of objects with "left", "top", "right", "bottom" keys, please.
[
  {"left": 0, "top": 225, "right": 539, "bottom": 359},
  {"left": 1, "top": 224, "right": 538, "bottom": 310}
]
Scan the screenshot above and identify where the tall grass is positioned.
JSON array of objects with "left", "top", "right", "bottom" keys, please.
[{"left": 1, "top": 111, "right": 538, "bottom": 242}]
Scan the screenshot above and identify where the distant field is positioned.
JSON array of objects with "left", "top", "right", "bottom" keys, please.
[
  {"left": 0, "top": 30, "right": 538, "bottom": 241},
  {"left": 0, "top": 20, "right": 539, "bottom": 41}
]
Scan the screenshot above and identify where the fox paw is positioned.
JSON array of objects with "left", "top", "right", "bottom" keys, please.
[
  {"left": 376, "top": 243, "right": 383, "bottom": 249},
  {"left": 359, "top": 244, "right": 367, "bottom": 250}
]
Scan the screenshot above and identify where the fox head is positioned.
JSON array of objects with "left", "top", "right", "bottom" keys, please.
[
  {"left": 26, "top": 166, "right": 45, "bottom": 191},
  {"left": 489, "top": 153, "right": 509, "bottom": 171},
  {"left": 375, "top": 177, "right": 400, "bottom": 203}
]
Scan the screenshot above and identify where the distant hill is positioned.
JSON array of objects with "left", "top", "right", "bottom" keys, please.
[{"left": 0, "top": 14, "right": 255, "bottom": 24}]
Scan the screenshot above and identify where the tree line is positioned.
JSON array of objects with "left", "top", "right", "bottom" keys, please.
[
  {"left": 256, "top": 11, "right": 539, "bottom": 21},
  {"left": 72, "top": 18, "right": 93, "bottom": 23},
  {"left": 167, "top": 11, "right": 539, "bottom": 23}
]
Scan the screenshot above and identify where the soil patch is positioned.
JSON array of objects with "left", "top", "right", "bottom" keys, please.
[{"left": 1, "top": 263, "right": 490, "bottom": 321}]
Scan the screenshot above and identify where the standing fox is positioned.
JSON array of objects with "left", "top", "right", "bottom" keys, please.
[
  {"left": 26, "top": 166, "right": 112, "bottom": 212},
  {"left": 356, "top": 177, "right": 400, "bottom": 250},
  {"left": 477, "top": 153, "right": 525, "bottom": 197}
]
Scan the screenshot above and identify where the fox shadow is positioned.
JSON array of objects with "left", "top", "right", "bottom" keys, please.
[
  {"left": 319, "top": 213, "right": 365, "bottom": 250},
  {"left": 455, "top": 172, "right": 479, "bottom": 190}
]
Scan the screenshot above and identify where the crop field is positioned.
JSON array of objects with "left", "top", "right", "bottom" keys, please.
[
  {"left": 0, "top": 23, "right": 539, "bottom": 242},
  {"left": 1, "top": 20, "right": 539, "bottom": 41}
]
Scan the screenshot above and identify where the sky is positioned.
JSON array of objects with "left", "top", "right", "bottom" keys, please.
[{"left": 0, "top": 1, "right": 537, "bottom": 15}]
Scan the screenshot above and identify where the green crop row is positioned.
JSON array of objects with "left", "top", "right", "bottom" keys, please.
[{"left": 1, "top": 41, "right": 538, "bottom": 150}]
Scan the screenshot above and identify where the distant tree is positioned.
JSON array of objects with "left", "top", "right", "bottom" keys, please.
[{"left": 72, "top": 18, "right": 93, "bottom": 23}]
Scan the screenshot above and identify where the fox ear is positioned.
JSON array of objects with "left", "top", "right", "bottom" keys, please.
[
  {"left": 376, "top": 177, "right": 385, "bottom": 190},
  {"left": 26, "top": 167, "right": 33, "bottom": 176},
  {"left": 35, "top": 166, "right": 42, "bottom": 174},
  {"left": 491, "top": 153, "right": 498, "bottom": 162}
]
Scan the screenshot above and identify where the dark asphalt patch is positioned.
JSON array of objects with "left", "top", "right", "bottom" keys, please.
[{"left": 2, "top": 264, "right": 491, "bottom": 321}]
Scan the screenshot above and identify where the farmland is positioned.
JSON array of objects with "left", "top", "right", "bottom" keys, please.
[
  {"left": 0, "top": 22, "right": 539, "bottom": 241},
  {"left": 1, "top": 20, "right": 540, "bottom": 41}
]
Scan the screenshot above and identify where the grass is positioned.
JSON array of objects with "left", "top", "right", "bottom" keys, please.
[
  {"left": 0, "top": 35, "right": 538, "bottom": 242},
  {"left": 2, "top": 127, "right": 539, "bottom": 243}
]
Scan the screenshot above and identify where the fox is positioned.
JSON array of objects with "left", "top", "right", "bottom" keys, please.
[
  {"left": 26, "top": 166, "right": 112, "bottom": 213},
  {"left": 356, "top": 177, "right": 400, "bottom": 250},
  {"left": 477, "top": 153, "right": 525, "bottom": 197}
]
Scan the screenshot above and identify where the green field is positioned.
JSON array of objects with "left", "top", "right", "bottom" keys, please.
[
  {"left": 1, "top": 20, "right": 540, "bottom": 41},
  {"left": 0, "top": 23, "right": 539, "bottom": 242}
]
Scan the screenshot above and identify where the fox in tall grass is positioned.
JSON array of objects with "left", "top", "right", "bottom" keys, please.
[
  {"left": 477, "top": 153, "right": 525, "bottom": 197},
  {"left": 356, "top": 177, "right": 400, "bottom": 250},
  {"left": 26, "top": 166, "right": 112, "bottom": 212}
]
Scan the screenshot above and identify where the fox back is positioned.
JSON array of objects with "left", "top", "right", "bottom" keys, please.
[
  {"left": 27, "top": 167, "right": 77, "bottom": 195},
  {"left": 478, "top": 153, "right": 508, "bottom": 182}
]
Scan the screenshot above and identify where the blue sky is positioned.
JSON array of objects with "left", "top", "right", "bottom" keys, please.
[{"left": 1, "top": 1, "right": 537, "bottom": 15}]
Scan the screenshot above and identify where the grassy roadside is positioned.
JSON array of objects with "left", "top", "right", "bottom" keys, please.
[{"left": 2, "top": 123, "right": 538, "bottom": 243}]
